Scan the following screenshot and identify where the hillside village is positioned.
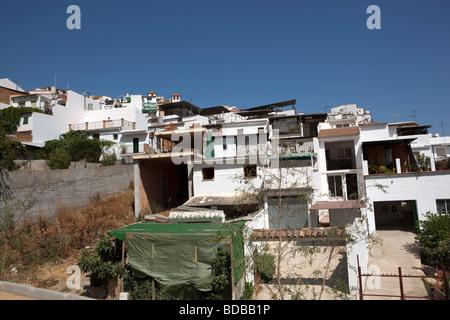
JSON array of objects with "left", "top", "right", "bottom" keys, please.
[{"left": 0, "top": 77, "right": 449, "bottom": 300}]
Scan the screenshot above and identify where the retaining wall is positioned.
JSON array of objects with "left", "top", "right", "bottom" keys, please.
[{"left": 0, "top": 164, "right": 134, "bottom": 220}]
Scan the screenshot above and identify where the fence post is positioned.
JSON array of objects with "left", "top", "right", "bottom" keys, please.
[
  {"left": 357, "top": 255, "right": 363, "bottom": 300},
  {"left": 443, "top": 268, "right": 448, "bottom": 300},
  {"left": 398, "top": 267, "right": 405, "bottom": 300}
]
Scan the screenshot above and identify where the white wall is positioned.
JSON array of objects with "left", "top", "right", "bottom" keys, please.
[
  {"left": 193, "top": 163, "right": 264, "bottom": 196},
  {"left": 364, "top": 171, "right": 450, "bottom": 233}
]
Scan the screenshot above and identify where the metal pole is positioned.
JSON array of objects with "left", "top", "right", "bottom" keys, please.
[
  {"left": 230, "top": 235, "right": 235, "bottom": 300},
  {"left": 357, "top": 255, "right": 364, "bottom": 300},
  {"left": 443, "top": 268, "right": 448, "bottom": 300},
  {"left": 398, "top": 267, "right": 405, "bottom": 300}
]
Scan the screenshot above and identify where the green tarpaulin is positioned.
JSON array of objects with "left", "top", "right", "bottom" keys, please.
[{"left": 108, "top": 221, "right": 245, "bottom": 292}]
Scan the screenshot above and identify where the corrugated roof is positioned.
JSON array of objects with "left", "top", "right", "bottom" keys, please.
[
  {"left": 317, "top": 126, "right": 360, "bottom": 138},
  {"left": 183, "top": 195, "right": 258, "bottom": 207}
]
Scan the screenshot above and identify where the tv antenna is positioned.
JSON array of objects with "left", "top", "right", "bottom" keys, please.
[
  {"left": 409, "top": 110, "right": 416, "bottom": 122},
  {"left": 442, "top": 122, "right": 446, "bottom": 140}
]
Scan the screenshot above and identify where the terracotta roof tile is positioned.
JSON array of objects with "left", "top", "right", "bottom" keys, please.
[
  {"left": 317, "top": 126, "right": 360, "bottom": 138},
  {"left": 251, "top": 227, "right": 340, "bottom": 240}
]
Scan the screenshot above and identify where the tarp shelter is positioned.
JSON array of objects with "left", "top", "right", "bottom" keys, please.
[{"left": 108, "top": 221, "right": 245, "bottom": 292}]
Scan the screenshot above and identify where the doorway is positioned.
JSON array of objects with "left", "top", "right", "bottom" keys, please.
[{"left": 373, "top": 200, "right": 418, "bottom": 232}]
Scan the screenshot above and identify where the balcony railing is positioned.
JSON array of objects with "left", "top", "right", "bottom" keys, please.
[
  {"left": 69, "top": 118, "right": 136, "bottom": 131},
  {"left": 279, "top": 137, "right": 314, "bottom": 154}
]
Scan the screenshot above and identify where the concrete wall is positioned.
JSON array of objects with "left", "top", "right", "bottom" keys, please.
[{"left": 1, "top": 164, "right": 134, "bottom": 220}]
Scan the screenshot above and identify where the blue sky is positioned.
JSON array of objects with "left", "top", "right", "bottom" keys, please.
[{"left": 1, "top": 0, "right": 449, "bottom": 134}]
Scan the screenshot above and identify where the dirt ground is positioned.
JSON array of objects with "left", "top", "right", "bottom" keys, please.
[
  {"left": 2, "top": 252, "right": 91, "bottom": 299},
  {"left": 0, "top": 292, "right": 35, "bottom": 300}
]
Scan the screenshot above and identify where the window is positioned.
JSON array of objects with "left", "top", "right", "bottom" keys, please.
[
  {"left": 244, "top": 164, "right": 257, "bottom": 178},
  {"left": 113, "top": 134, "right": 118, "bottom": 140},
  {"left": 23, "top": 117, "right": 29, "bottom": 125},
  {"left": 223, "top": 136, "right": 227, "bottom": 150},
  {"left": 436, "top": 199, "right": 450, "bottom": 214},
  {"left": 328, "top": 175, "right": 343, "bottom": 197},
  {"left": 202, "top": 167, "right": 215, "bottom": 180},
  {"left": 436, "top": 147, "right": 446, "bottom": 158}
]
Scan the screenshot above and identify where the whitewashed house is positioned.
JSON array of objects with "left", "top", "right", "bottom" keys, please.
[{"left": 12, "top": 89, "right": 98, "bottom": 147}]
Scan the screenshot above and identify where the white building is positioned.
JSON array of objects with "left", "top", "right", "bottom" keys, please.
[
  {"left": 330, "top": 104, "right": 372, "bottom": 124},
  {"left": 13, "top": 89, "right": 98, "bottom": 147},
  {"left": 69, "top": 103, "right": 150, "bottom": 162}
]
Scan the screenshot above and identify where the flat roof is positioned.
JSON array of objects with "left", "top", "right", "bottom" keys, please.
[{"left": 108, "top": 220, "right": 245, "bottom": 242}]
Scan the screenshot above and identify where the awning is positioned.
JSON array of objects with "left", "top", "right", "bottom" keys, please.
[
  {"left": 310, "top": 200, "right": 366, "bottom": 210},
  {"left": 108, "top": 221, "right": 245, "bottom": 291}
]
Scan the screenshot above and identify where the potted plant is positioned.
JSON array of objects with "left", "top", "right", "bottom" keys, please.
[{"left": 415, "top": 152, "right": 430, "bottom": 171}]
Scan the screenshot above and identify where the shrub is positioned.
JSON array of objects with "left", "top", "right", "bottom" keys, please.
[
  {"left": 100, "top": 153, "right": 117, "bottom": 166},
  {"left": 41, "top": 130, "right": 113, "bottom": 164},
  {"left": 416, "top": 212, "right": 450, "bottom": 268},
  {"left": 78, "top": 234, "right": 124, "bottom": 287},
  {"left": 255, "top": 252, "right": 276, "bottom": 284},
  {"left": 47, "top": 147, "right": 71, "bottom": 169},
  {"left": 0, "top": 128, "right": 27, "bottom": 171}
]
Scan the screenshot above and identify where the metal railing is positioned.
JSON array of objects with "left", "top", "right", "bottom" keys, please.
[
  {"left": 69, "top": 119, "right": 135, "bottom": 131},
  {"left": 357, "top": 257, "right": 448, "bottom": 300}
]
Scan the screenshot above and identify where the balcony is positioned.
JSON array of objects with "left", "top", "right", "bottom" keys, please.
[
  {"left": 69, "top": 118, "right": 136, "bottom": 131},
  {"left": 279, "top": 137, "right": 314, "bottom": 154}
]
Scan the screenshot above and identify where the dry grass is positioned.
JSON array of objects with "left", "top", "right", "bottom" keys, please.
[{"left": 0, "top": 188, "right": 135, "bottom": 284}]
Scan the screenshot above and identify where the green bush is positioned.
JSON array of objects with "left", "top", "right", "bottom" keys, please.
[
  {"left": 41, "top": 130, "right": 113, "bottom": 164},
  {"left": 255, "top": 252, "right": 276, "bottom": 284},
  {"left": 0, "top": 128, "right": 27, "bottom": 171},
  {"left": 416, "top": 212, "right": 450, "bottom": 268},
  {"left": 100, "top": 153, "right": 117, "bottom": 166},
  {"left": 78, "top": 234, "right": 124, "bottom": 287},
  {"left": 47, "top": 147, "right": 71, "bottom": 169}
]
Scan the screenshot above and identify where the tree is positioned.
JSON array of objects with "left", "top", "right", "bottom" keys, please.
[
  {"left": 415, "top": 212, "right": 450, "bottom": 269},
  {"left": 41, "top": 130, "right": 114, "bottom": 166},
  {"left": 0, "top": 128, "right": 27, "bottom": 171}
]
